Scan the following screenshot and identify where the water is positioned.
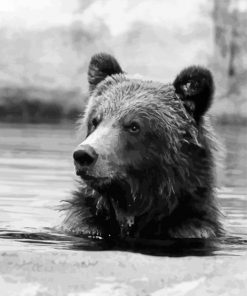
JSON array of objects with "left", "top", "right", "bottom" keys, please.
[{"left": 0, "top": 123, "right": 247, "bottom": 256}]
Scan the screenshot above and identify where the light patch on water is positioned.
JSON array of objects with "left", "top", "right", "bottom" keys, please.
[
  {"left": 68, "top": 283, "right": 136, "bottom": 296},
  {"left": 151, "top": 277, "right": 205, "bottom": 296},
  {"left": 0, "top": 276, "right": 48, "bottom": 296}
]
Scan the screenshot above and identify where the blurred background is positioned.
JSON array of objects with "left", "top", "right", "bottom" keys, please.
[{"left": 0, "top": 0, "right": 247, "bottom": 123}]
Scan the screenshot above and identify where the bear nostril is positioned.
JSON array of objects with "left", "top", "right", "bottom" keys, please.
[{"left": 73, "top": 145, "right": 98, "bottom": 167}]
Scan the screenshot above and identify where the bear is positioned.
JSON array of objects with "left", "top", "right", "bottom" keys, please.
[{"left": 62, "top": 53, "right": 223, "bottom": 240}]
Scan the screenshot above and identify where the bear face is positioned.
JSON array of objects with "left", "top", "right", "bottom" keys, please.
[{"left": 66, "top": 53, "right": 222, "bottom": 239}]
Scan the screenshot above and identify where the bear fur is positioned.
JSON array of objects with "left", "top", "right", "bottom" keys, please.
[{"left": 63, "top": 53, "right": 223, "bottom": 239}]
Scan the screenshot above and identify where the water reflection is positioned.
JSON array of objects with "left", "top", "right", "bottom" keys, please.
[
  {"left": 0, "top": 123, "right": 247, "bottom": 256},
  {"left": 1, "top": 228, "right": 247, "bottom": 256}
]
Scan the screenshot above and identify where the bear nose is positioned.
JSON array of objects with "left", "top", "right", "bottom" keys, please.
[{"left": 73, "top": 145, "right": 98, "bottom": 167}]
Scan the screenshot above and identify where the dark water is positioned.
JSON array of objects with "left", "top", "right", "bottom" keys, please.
[{"left": 0, "top": 123, "right": 247, "bottom": 256}]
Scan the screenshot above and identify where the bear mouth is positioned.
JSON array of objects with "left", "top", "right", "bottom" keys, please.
[
  {"left": 88, "top": 178, "right": 132, "bottom": 208},
  {"left": 76, "top": 171, "right": 95, "bottom": 181},
  {"left": 76, "top": 170, "right": 109, "bottom": 182},
  {"left": 76, "top": 171, "right": 130, "bottom": 209}
]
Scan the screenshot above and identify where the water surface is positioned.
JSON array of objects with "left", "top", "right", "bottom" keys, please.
[{"left": 0, "top": 123, "right": 247, "bottom": 256}]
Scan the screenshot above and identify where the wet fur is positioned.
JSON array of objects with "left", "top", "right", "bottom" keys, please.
[
  {"left": 62, "top": 53, "right": 224, "bottom": 239},
  {"left": 63, "top": 120, "right": 223, "bottom": 239}
]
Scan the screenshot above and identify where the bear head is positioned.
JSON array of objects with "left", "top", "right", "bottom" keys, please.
[{"left": 73, "top": 53, "right": 215, "bottom": 233}]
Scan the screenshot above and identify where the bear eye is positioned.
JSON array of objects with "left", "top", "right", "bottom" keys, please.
[
  {"left": 87, "top": 115, "right": 101, "bottom": 136},
  {"left": 127, "top": 122, "right": 140, "bottom": 134},
  {"left": 92, "top": 113, "right": 102, "bottom": 128},
  {"left": 92, "top": 117, "right": 99, "bottom": 128}
]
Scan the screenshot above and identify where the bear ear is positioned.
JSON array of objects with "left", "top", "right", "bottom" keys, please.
[
  {"left": 88, "top": 53, "right": 123, "bottom": 91},
  {"left": 173, "top": 66, "right": 214, "bottom": 122}
]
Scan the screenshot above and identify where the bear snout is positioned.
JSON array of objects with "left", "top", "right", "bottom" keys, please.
[{"left": 73, "top": 144, "right": 98, "bottom": 169}]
